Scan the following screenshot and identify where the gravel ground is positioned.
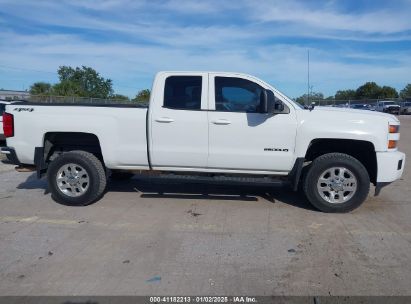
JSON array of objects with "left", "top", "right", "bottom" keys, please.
[{"left": 0, "top": 117, "right": 410, "bottom": 296}]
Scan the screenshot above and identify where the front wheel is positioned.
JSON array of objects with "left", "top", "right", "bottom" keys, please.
[
  {"left": 47, "top": 151, "right": 107, "bottom": 206},
  {"left": 303, "top": 153, "right": 370, "bottom": 213}
]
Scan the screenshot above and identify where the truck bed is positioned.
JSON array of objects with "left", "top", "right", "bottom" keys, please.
[{"left": 5, "top": 102, "right": 150, "bottom": 169}]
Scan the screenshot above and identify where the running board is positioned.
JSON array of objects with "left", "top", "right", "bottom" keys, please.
[
  {"left": 136, "top": 173, "right": 289, "bottom": 187},
  {"left": 15, "top": 165, "right": 36, "bottom": 172}
]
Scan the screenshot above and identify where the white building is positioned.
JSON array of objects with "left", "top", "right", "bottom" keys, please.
[{"left": 0, "top": 90, "right": 30, "bottom": 101}]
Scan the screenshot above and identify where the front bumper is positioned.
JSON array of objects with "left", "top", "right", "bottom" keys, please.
[
  {"left": 376, "top": 151, "right": 405, "bottom": 183},
  {"left": 374, "top": 151, "right": 405, "bottom": 195},
  {"left": 384, "top": 107, "right": 401, "bottom": 114}
]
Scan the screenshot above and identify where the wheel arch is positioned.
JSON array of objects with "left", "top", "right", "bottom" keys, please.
[
  {"left": 304, "top": 138, "right": 377, "bottom": 185},
  {"left": 36, "top": 132, "right": 104, "bottom": 177}
]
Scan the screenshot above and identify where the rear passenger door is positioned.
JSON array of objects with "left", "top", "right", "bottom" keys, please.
[{"left": 149, "top": 73, "right": 209, "bottom": 169}]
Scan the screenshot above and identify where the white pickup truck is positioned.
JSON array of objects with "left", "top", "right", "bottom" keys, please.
[{"left": 1, "top": 72, "right": 405, "bottom": 212}]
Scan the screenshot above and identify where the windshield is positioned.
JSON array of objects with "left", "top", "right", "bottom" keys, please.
[
  {"left": 293, "top": 101, "right": 305, "bottom": 109},
  {"left": 264, "top": 82, "right": 304, "bottom": 109},
  {"left": 275, "top": 90, "right": 304, "bottom": 109}
]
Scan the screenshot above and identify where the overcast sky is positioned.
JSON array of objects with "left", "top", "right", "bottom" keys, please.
[{"left": 0, "top": 0, "right": 410, "bottom": 98}]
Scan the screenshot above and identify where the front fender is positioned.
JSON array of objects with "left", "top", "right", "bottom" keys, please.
[{"left": 294, "top": 110, "right": 387, "bottom": 157}]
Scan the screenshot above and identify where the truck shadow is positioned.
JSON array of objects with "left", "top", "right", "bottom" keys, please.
[
  {"left": 108, "top": 177, "right": 316, "bottom": 211},
  {"left": 17, "top": 173, "right": 315, "bottom": 211},
  {"left": 17, "top": 173, "right": 49, "bottom": 192}
]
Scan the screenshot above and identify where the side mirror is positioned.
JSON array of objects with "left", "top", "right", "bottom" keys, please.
[
  {"left": 268, "top": 90, "right": 284, "bottom": 113},
  {"left": 274, "top": 98, "right": 285, "bottom": 113},
  {"left": 260, "top": 90, "right": 284, "bottom": 113},
  {"left": 259, "top": 90, "right": 268, "bottom": 113},
  {"left": 309, "top": 101, "right": 316, "bottom": 111}
]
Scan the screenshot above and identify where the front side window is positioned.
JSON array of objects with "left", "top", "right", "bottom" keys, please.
[
  {"left": 215, "top": 77, "right": 264, "bottom": 112},
  {"left": 164, "top": 76, "right": 202, "bottom": 110}
]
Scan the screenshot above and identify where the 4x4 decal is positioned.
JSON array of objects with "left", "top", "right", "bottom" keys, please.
[{"left": 264, "top": 148, "right": 289, "bottom": 152}]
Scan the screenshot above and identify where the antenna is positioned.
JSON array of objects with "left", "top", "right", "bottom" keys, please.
[{"left": 307, "top": 49, "right": 310, "bottom": 106}]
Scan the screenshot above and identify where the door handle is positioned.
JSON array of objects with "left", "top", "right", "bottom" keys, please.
[
  {"left": 155, "top": 117, "right": 175, "bottom": 123},
  {"left": 212, "top": 119, "right": 231, "bottom": 125}
]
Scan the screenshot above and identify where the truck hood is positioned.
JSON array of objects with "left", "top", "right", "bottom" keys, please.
[
  {"left": 295, "top": 106, "right": 398, "bottom": 152},
  {"left": 310, "top": 106, "right": 399, "bottom": 123}
]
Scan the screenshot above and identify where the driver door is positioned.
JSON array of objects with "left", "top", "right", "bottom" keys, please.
[{"left": 207, "top": 73, "right": 297, "bottom": 172}]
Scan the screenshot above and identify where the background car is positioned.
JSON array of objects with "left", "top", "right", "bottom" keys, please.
[
  {"left": 350, "top": 103, "right": 368, "bottom": 110},
  {"left": 367, "top": 103, "right": 377, "bottom": 111},
  {"left": 349, "top": 103, "right": 375, "bottom": 111},
  {"left": 375, "top": 100, "right": 401, "bottom": 114},
  {"left": 400, "top": 101, "right": 411, "bottom": 114}
]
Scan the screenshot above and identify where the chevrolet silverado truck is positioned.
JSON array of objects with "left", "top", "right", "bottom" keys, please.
[
  {"left": 376, "top": 100, "right": 401, "bottom": 114},
  {"left": 1, "top": 72, "right": 406, "bottom": 212}
]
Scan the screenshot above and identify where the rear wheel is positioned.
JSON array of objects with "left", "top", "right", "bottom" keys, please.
[
  {"left": 47, "top": 151, "right": 106, "bottom": 206},
  {"left": 303, "top": 153, "right": 370, "bottom": 213},
  {"left": 6, "top": 154, "right": 13, "bottom": 162}
]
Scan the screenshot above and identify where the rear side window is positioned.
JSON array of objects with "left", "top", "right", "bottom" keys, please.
[
  {"left": 0, "top": 104, "right": 5, "bottom": 115},
  {"left": 164, "top": 76, "right": 202, "bottom": 110}
]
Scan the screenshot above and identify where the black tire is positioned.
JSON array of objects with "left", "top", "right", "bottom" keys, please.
[
  {"left": 110, "top": 170, "right": 134, "bottom": 180},
  {"left": 47, "top": 151, "right": 107, "bottom": 206},
  {"left": 303, "top": 153, "right": 370, "bottom": 213},
  {"left": 6, "top": 154, "right": 13, "bottom": 162}
]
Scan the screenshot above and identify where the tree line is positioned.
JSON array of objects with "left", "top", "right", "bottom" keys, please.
[
  {"left": 296, "top": 82, "right": 411, "bottom": 104},
  {"left": 29, "top": 65, "right": 150, "bottom": 103},
  {"left": 30, "top": 65, "right": 410, "bottom": 105}
]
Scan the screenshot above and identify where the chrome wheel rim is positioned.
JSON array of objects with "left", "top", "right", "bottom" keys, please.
[
  {"left": 316, "top": 167, "right": 357, "bottom": 204},
  {"left": 56, "top": 163, "right": 90, "bottom": 197}
]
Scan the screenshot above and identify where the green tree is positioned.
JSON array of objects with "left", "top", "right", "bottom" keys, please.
[
  {"left": 379, "top": 86, "right": 398, "bottom": 99},
  {"left": 52, "top": 80, "right": 83, "bottom": 97},
  {"left": 295, "top": 92, "right": 324, "bottom": 104},
  {"left": 400, "top": 84, "right": 411, "bottom": 99},
  {"left": 52, "top": 66, "right": 113, "bottom": 98},
  {"left": 355, "top": 82, "right": 398, "bottom": 99},
  {"left": 133, "top": 89, "right": 150, "bottom": 103},
  {"left": 335, "top": 89, "right": 356, "bottom": 100},
  {"left": 29, "top": 82, "right": 52, "bottom": 95},
  {"left": 355, "top": 82, "right": 382, "bottom": 99},
  {"left": 111, "top": 94, "right": 130, "bottom": 101}
]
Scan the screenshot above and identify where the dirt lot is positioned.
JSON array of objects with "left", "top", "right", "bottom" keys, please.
[{"left": 0, "top": 117, "right": 410, "bottom": 296}]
